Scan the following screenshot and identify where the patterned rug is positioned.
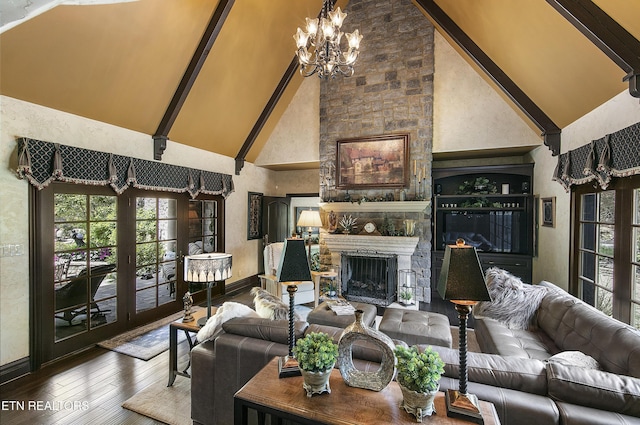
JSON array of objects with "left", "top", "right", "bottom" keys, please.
[{"left": 97, "top": 307, "right": 202, "bottom": 360}]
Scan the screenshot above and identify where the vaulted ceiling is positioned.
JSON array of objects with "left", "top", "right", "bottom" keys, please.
[{"left": 1, "top": 0, "right": 638, "bottom": 171}]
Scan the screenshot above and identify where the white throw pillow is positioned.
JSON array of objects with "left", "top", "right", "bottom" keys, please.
[
  {"left": 547, "top": 351, "right": 601, "bottom": 370},
  {"left": 196, "top": 302, "right": 259, "bottom": 343}
]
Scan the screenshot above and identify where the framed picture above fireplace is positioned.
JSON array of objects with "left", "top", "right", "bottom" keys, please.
[{"left": 336, "top": 133, "right": 409, "bottom": 189}]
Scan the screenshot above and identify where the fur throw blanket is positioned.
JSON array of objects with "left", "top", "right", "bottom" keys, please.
[
  {"left": 196, "top": 302, "right": 259, "bottom": 343},
  {"left": 474, "top": 267, "right": 548, "bottom": 330},
  {"left": 251, "top": 287, "right": 301, "bottom": 321}
]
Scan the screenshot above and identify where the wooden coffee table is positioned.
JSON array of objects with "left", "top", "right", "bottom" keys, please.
[
  {"left": 167, "top": 308, "right": 211, "bottom": 386},
  {"left": 234, "top": 358, "right": 501, "bottom": 425}
]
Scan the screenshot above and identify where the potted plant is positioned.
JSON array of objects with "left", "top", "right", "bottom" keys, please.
[
  {"left": 394, "top": 345, "right": 445, "bottom": 422},
  {"left": 293, "top": 332, "right": 339, "bottom": 397},
  {"left": 398, "top": 289, "right": 414, "bottom": 306}
]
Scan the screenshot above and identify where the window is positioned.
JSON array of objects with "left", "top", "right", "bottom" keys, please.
[{"left": 572, "top": 175, "right": 640, "bottom": 328}]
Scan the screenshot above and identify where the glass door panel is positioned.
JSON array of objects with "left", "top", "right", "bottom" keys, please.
[
  {"left": 53, "top": 193, "right": 117, "bottom": 341},
  {"left": 135, "top": 197, "right": 178, "bottom": 313}
]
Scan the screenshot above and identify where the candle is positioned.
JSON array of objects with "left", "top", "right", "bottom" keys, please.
[{"left": 413, "top": 160, "right": 416, "bottom": 176}]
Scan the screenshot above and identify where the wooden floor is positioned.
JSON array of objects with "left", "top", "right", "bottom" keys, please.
[
  {"left": 0, "top": 289, "right": 255, "bottom": 425},
  {"left": 0, "top": 345, "right": 173, "bottom": 425}
]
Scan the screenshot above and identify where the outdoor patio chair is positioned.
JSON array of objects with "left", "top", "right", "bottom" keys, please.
[{"left": 55, "top": 264, "right": 116, "bottom": 325}]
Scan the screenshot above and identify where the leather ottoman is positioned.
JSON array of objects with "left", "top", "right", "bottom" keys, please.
[
  {"left": 307, "top": 301, "right": 377, "bottom": 328},
  {"left": 379, "top": 308, "right": 452, "bottom": 347}
]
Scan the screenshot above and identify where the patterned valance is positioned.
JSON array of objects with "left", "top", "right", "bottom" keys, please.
[
  {"left": 553, "top": 121, "right": 640, "bottom": 191},
  {"left": 16, "top": 138, "right": 234, "bottom": 198}
]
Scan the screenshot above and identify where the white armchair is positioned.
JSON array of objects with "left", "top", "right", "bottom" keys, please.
[{"left": 258, "top": 242, "right": 316, "bottom": 306}]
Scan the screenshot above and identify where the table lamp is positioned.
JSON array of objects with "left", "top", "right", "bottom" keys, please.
[
  {"left": 296, "top": 209, "right": 322, "bottom": 260},
  {"left": 276, "top": 238, "right": 312, "bottom": 378},
  {"left": 437, "top": 239, "right": 491, "bottom": 424},
  {"left": 184, "top": 253, "right": 232, "bottom": 326}
]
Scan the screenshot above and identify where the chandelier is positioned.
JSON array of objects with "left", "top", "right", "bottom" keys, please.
[{"left": 293, "top": 0, "right": 363, "bottom": 79}]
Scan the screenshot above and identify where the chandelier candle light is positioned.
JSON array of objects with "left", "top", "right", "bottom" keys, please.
[
  {"left": 294, "top": 0, "right": 362, "bottom": 78},
  {"left": 183, "top": 253, "right": 232, "bottom": 327}
]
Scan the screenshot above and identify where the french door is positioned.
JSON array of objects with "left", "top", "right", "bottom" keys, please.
[{"left": 33, "top": 183, "right": 224, "bottom": 365}]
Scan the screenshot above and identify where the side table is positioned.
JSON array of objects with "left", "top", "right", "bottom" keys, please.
[
  {"left": 311, "top": 270, "right": 338, "bottom": 306},
  {"left": 167, "top": 308, "right": 212, "bottom": 387},
  {"left": 234, "top": 358, "right": 501, "bottom": 425}
]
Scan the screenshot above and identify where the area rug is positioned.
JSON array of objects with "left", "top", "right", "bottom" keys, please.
[
  {"left": 98, "top": 307, "right": 202, "bottom": 360},
  {"left": 122, "top": 377, "right": 191, "bottom": 425}
]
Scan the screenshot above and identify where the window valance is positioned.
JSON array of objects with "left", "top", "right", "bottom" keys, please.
[
  {"left": 553, "top": 121, "right": 640, "bottom": 191},
  {"left": 16, "top": 138, "right": 234, "bottom": 198}
]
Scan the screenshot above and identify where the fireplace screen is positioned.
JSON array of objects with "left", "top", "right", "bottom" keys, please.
[{"left": 341, "top": 253, "right": 397, "bottom": 306}]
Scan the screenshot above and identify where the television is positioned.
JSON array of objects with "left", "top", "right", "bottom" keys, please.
[{"left": 435, "top": 210, "right": 530, "bottom": 254}]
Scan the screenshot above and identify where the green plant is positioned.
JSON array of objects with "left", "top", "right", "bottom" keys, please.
[
  {"left": 394, "top": 345, "right": 445, "bottom": 393},
  {"left": 293, "top": 332, "right": 338, "bottom": 373},
  {"left": 339, "top": 214, "right": 358, "bottom": 234},
  {"left": 399, "top": 290, "right": 413, "bottom": 302}
]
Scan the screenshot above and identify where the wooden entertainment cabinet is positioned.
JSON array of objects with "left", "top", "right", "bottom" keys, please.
[{"left": 431, "top": 164, "right": 534, "bottom": 297}]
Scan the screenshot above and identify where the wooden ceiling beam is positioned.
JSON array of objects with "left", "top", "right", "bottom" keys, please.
[
  {"left": 413, "top": 0, "right": 561, "bottom": 156},
  {"left": 234, "top": 58, "right": 299, "bottom": 175},
  {"left": 546, "top": 0, "right": 640, "bottom": 98},
  {"left": 152, "top": 0, "right": 235, "bottom": 160}
]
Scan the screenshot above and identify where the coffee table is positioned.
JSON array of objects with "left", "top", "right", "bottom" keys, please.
[
  {"left": 167, "top": 308, "right": 212, "bottom": 387},
  {"left": 234, "top": 358, "right": 501, "bottom": 425}
]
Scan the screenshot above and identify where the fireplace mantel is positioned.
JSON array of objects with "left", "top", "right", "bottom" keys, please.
[
  {"left": 323, "top": 234, "right": 419, "bottom": 256},
  {"left": 319, "top": 201, "right": 430, "bottom": 214}
]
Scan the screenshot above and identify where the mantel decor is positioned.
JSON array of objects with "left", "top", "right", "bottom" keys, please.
[
  {"left": 16, "top": 138, "right": 234, "bottom": 198},
  {"left": 336, "top": 134, "right": 409, "bottom": 190}
]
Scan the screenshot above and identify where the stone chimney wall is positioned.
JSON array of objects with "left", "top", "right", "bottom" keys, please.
[{"left": 319, "top": 0, "right": 435, "bottom": 302}]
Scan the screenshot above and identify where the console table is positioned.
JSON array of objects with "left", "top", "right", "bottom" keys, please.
[{"left": 234, "top": 358, "right": 500, "bottom": 425}]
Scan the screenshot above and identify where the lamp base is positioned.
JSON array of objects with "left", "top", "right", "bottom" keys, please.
[
  {"left": 444, "top": 389, "right": 484, "bottom": 424},
  {"left": 278, "top": 355, "right": 301, "bottom": 379}
]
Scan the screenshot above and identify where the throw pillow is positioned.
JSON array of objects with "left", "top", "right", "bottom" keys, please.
[
  {"left": 251, "top": 287, "right": 301, "bottom": 321},
  {"left": 196, "top": 301, "right": 260, "bottom": 343},
  {"left": 547, "top": 351, "right": 601, "bottom": 370},
  {"left": 473, "top": 267, "right": 548, "bottom": 330}
]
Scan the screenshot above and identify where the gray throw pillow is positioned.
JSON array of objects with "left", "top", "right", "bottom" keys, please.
[{"left": 474, "top": 267, "right": 548, "bottom": 330}]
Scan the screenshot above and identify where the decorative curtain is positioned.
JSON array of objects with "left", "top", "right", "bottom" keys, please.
[
  {"left": 16, "top": 138, "right": 234, "bottom": 198},
  {"left": 553, "top": 121, "right": 640, "bottom": 191}
]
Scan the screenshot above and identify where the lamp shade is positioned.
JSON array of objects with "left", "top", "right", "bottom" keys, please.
[
  {"left": 184, "top": 253, "right": 232, "bottom": 283},
  {"left": 297, "top": 210, "right": 322, "bottom": 228},
  {"left": 276, "top": 238, "right": 312, "bottom": 283},
  {"left": 437, "top": 240, "right": 491, "bottom": 302}
]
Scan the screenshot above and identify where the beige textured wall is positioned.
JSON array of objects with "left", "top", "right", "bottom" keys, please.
[
  {"left": 531, "top": 91, "right": 640, "bottom": 290},
  {"left": 0, "top": 95, "right": 274, "bottom": 365},
  {"left": 255, "top": 77, "right": 320, "bottom": 167},
  {"left": 433, "top": 32, "right": 541, "bottom": 153}
]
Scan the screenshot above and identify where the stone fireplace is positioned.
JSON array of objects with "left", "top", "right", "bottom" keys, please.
[{"left": 318, "top": 0, "right": 434, "bottom": 303}]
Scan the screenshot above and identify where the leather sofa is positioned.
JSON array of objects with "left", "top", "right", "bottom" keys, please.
[
  {"left": 190, "top": 281, "right": 640, "bottom": 425},
  {"left": 433, "top": 280, "right": 640, "bottom": 425}
]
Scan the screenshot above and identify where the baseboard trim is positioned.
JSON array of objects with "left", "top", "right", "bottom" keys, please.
[
  {"left": 225, "top": 275, "right": 259, "bottom": 296},
  {"left": 0, "top": 357, "right": 30, "bottom": 385}
]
